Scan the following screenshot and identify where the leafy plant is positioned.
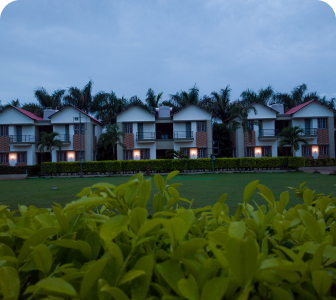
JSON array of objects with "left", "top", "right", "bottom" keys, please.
[
  {"left": 1, "top": 172, "right": 336, "bottom": 299},
  {"left": 278, "top": 126, "right": 308, "bottom": 156},
  {"left": 165, "top": 149, "right": 189, "bottom": 159},
  {"left": 35, "top": 132, "right": 63, "bottom": 162}
]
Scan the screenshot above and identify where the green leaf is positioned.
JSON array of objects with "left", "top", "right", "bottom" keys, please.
[
  {"left": 257, "top": 184, "right": 275, "bottom": 205},
  {"left": 244, "top": 180, "right": 259, "bottom": 204},
  {"left": 172, "top": 239, "right": 208, "bottom": 260},
  {"left": 178, "top": 274, "right": 199, "bottom": 300},
  {"left": 0, "top": 266, "right": 20, "bottom": 300},
  {"left": 200, "top": 277, "right": 229, "bottom": 300},
  {"left": 85, "top": 231, "right": 101, "bottom": 260},
  {"left": 101, "top": 286, "right": 130, "bottom": 300},
  {"left": 36, "top": 278, "right": 77, "bottom": 297},
  {"left": 131, "top": 254, "right": 154, "bottom": 300},
  {"left": 226, "top": 236, "right": 259, "bottom": 288},
  {"left": 153, "top": 193, "right": 165, "bottom": 213},
  {"left": 303, "top": 189, "right": 314, "bottom": 206},
  {"left": 130, "top": 207, "right": 148, "bottom": 234},
  {"left": 269, "top": 286, "right": 294, "bottom": 300},
  {"left": 63, "top": 196, "right": 114, "bottom": 213},
  {"left": 218, "top": 193, "right": 228, "bottom": 204},
  {"left": 119, "top": 270, "right": 146, "bottom": 285},
  {"left": 18, "top": 226, "right": 60, "bottom": 265},
  {"left": 298, "top": 210, "right": 323, "bottom": 243},
  {"left": 81, "top": 258, "right": 109, "bottom": 299},
  {"left": 162, "top": 218, "right": 185, "bottom": 248},
  {"left": 76, "top": 187, "right": 92, "bottom": 198},
  {"left": 100, "top": 215, "right": 130, "bottom": 243},
  {"left": 137, "top": 179, "right": 151, "bottom": 208},
  {"left": 212, "top": 202, "right": 222, "bottom": 220},
  {"left": 52, "top": 206, "right": 69, "bottom": 233},
  {"left": 91, "top": 182, "right": 116, "bottom": 189},
  {"left": 156, "top": 260, "right": 185, "bottom": 298},
  {"left": 154, "top": 174, "right": 165, "bottom": 193},
  {"left": 277, "top": 191, "right": 289, "bottom": 214},
  {"left": 137, "top": 218, "right": 162, "bottom": 237},
  {"left": 33, "top": 244, "right": 52, "bottom": 275},
  {"left": 229, "top": 221, "right": 246, "bottom": 239},
  {"left": 312, "top": 270, "right": 332, "bottom": 297},
  {"left": 50, "top": 239, "right": 92, "bottom": 260},
  {"left": 175, "top": 210, "right": 195, "bottom": 240},
  {"left": 168, "top": 187, "right": 179, "bottom": 203},
  {"left": 166, "top": 170, "right": 180, "bottom": 182}
]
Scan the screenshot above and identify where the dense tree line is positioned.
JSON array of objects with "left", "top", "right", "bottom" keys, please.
[{"left": 1, "top": 81, "right": 334, "bottom": 158}]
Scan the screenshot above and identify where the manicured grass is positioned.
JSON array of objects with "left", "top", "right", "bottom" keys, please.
[{"left": 0, "top": 172, "right": 335, "bottom": 214}]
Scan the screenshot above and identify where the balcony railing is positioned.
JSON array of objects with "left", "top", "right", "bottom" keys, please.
[
  {"left": 259, "top": 129, "right": 280, "bottom": 137},
  {"left": 174, "top": 131, "right": 193, "bottom": 139},
  {"left": 301, "top": 128, "right": 317, "bottom": 136},
  {"left": 36, "top": 134, "right": 71, "bottom": 143},
  {"left": 136, "top": 132, "right": 156, "bottom": 140},
  {"left": 9, "top": 135, "right": 35, "bottom": 143},
  {"left": 156, "top": 133, "right": 173, "bottom": 139}
]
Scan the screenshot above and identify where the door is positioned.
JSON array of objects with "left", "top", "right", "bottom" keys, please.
[
  {"left": 65, "top": 125, "right": 69, "bottom": 141},
  {"left": 138, "top": 123, "right": 143, "bottom": 139},
  {"left": 305, "top": 119, "right": 310, "bottom": 135},
  {"left": 186, "top": 122, "right": 191, "bottom": 138},
  {"left": 17, "top": 126, "right": 22, "bottom": 142}
]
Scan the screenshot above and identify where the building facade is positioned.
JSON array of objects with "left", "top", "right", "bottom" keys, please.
[
  {"left": 232, "top": 101, "right": 335, "bottom": 158},
  {"left": 0, "top": 105, "right": 103, "bottom": 166},
  {"left": 116, "top": 104, "right": 213, "bottom": 160}
]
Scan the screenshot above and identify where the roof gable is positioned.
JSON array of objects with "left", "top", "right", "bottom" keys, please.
[
  {"left": 2, "top": 105, "right": 43, "bottom": 121},
  {"left": 172, "top": 103, "right": 210, "bottom": 116},
  {"left": 284, "top": 100, "right": 315, "bottom": 115}
]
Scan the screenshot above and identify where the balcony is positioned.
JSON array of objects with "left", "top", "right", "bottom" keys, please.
[
  {"left": 136, "top": 132, "right": 156, "bottom": 143},
  {"left": 258, "top": 129, "right": 279, "bottom": 140},
  {"left": 301, "top": 128, "right": 317, "bottom": 138},
  {"left": 36, "top": 134, "right": 71, "bottom": 144},
  {"left": 9, "top": 135, "right": 35, "bottom": 145},
  {"left": 174, "top": 131, "right": 194, "bottom": 142}
]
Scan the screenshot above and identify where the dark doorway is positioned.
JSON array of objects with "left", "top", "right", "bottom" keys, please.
[
  {"left": 36, "top": 153, "right": 51, "bottom": 164},
  {"left": 156, "top": 149, "right": 172, "bottom": 159},
  {"left": 278, "top": 147, "right": 291, "bottom": 157},
  {"left": 275, "top": 120, "right": 290, "bottom": 134},
  {"left": 156, "top": 123, "right": 173, "bottom": 139}
]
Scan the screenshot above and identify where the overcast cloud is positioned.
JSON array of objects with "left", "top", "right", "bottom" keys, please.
[{"left": 0, "top": 0, "right": 335, "bottom": 105}]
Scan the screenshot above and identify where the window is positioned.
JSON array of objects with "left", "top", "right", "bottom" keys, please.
[
  {"left": 261, "top": 147, "right": 271, "bottom": 157},
  {"left": 124, "top": 150, "right": 133, "bottom": 160},
  {"left": 75, "top": 152, "right": 83, "bottom": 161},
  {"left": 302, "top": 145, "right": 312, "bottom": 156},
  {"left": 197, "top": 148, "right": 207, "bottom": 158},
  {"left": 17, "top": 153, "right": 26, "bottom": 163},
  {"left": 0, "top": 126, "right": 9, "bottom": 136},
  {"left": 196, "top": 122, "right": 206, "bottom": 132},
  {"left": 140, "top": 149, "right": 149, "bottom": 160},
  {"left": 246, "top": 120, "right": 254, "bottom": 131},
  {"left": 124, "top": 123, "right": 133, "bottom": 134},
  {"left": 0, "top": 153, "right": 8, "bottom": 163},
  {"left": 246, "top": 147, "right": 255, "bottom": 157},
  {"left": 183, "top": 148, "right": 190, "bottom": 157},
  {"left": 319, "top": 145, "right": 329, "bottom": 156},
  {"left": 318, "top": 118, "right": 327, "bottom": 129},
  {"left": 58, "top": 152, "right": 67, "bottom": 162},
  {"left": 74, "top": 124, "right": 85, "bottom": 135}
]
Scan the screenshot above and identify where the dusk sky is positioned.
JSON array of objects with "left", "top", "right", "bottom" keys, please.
[{"left": 0, "top": 0, "right": 335, "bottom": 106}]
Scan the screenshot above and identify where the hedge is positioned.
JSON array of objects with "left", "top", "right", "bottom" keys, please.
[
  {"left": 41, "top": 157, "right": 306, "bottom": 174},
  {"left": 0, "top": 164, "right": 40, "bottom": 175},
  {"left": 1, "top": 172, "right": 336, "bottom": 299}
]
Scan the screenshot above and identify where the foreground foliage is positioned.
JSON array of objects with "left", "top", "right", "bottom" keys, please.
[{"left": 0, "top": 171, "right": 336, "bottom": 299}]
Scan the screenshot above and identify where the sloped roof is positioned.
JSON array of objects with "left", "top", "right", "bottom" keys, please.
[
  {"left": 3, "top": 105, "right": 43, "bottom": 120},
  {"left": 116, "top": 104, "right": 155, "bottom": 116},
  {"left": 171, "top": 103, "right": 210, "bottom": 116},
  {"left": 284, "top": 100, "right": 316, "bottom": 115},
  {"left": 48, "top": 105, "right": 103, "bottom": 125}
]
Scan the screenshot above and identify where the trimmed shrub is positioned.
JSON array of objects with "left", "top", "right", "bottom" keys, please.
[
  {"left": 2, "top": 172, "right": 336, "bottom": 299},
  {"left": 288, "top": 156, "right": 305, "bottom": 168},
  {"left": 240, "top": 157, "right": 256, "bottom": 169}
]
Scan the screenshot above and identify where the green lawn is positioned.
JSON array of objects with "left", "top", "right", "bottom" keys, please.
[{"left": 1, "top": 172, "right": 335, "bottom": 214}]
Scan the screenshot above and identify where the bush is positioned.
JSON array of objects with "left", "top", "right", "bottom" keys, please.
[
  {"left": 288, "top": 156, "right": 305, "bottom": 168},
  {"left": 1, "top": 171, "right": 336, "bottom": 299},
  {"left": 0, "top": 165, "right": 27, "bottom": 174}
]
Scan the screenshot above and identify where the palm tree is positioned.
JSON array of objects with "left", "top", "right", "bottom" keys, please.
[
  {"left": 99, "top": 124, "right": 126, "bottom": 160},
  {"left": 165, "top": 149, "right": 189, "bottom": 159},
  {"left": 64, "top": 80, "right": 93, "bottom": 113},
  {"left": 240, "top": 85, "right": 274, "bottom": 107},
  {"left": 21, "top": 103, "right": 44, "bottom": 118},
  {"left": 34, "top": 88, "right": 65, "bottom": 109},
  {"left": 146, "top": 88, "right": 163, "bottom": 113},
  {"left": 10, "top": 99, "right": 20, "bottom": 107},
  {"left": 91, "top": 91, "right": 129, "bottom": 125},
  {"left": 211, "top": 85, "right": 233, "bottom": 122},
  {"left": 35, "top": 132, "right": 63, "bottom": 162},
  {"left": 278, "top": 126, "right": 308, "bottom": 156}
]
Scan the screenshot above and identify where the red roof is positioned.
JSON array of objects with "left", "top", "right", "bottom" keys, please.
[
  {"left": 284, "top": 100, "right": 315, "bottom": 115},
  {"left": 11, "top": 106, "right": 43, "bottom": 120},
  {"left": 49, "top": 105, "right": 103, "bottom": 125}
]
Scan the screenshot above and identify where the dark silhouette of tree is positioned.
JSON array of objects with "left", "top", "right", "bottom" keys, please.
[
  {"left": 240, "top": 85, "right": 274, "bottom": 107},
  {"left": 64, "top": 80, "right": 93, "bottom": 113},
  {"left": 34, "top": 88, "right": 65, "bottom": 109},
  {"left": 146, "top": 88, "right": 163, "bottom": 113},
  {"left": 278, "top": 126, "right": 308, "bottom": 156}
]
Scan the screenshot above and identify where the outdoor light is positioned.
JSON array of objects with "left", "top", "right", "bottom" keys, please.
[
  {"left": 69, "top": 154, "right": 73, "bottom": 158},
  {"left": 11, "top": 156, "right": 14, "bottom": 159},
  {"left": 192, "top": 151, "right": 196, "bottom": 155}
]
